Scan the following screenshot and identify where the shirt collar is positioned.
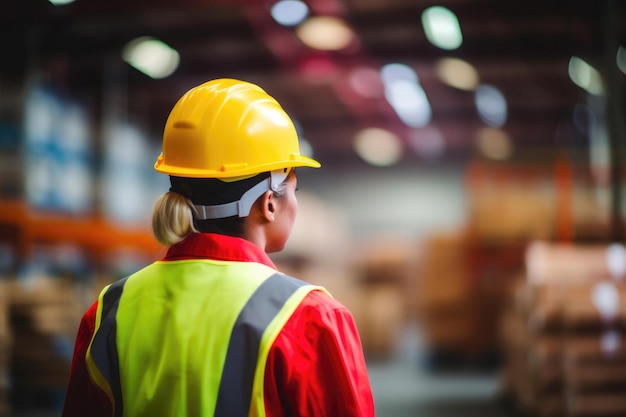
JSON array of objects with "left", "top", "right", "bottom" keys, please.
[{"left": 163, "top": 233, "right": 277, "bottom": 269}]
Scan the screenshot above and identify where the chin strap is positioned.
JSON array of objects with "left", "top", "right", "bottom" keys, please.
[{"left": 193, "top": 178, "right": 270, "bottom": 219}]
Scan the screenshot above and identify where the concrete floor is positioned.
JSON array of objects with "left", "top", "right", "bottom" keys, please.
[
  {"left": 367, "top": 325, "right": 512, "bottom": 417},
  {"left": 368, "top": 354, "right": 510, "bottom": 417}
]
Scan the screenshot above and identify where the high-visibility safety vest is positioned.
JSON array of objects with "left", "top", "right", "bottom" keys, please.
[{"left": 85, "top": 259, "right": 323, "bottom": 417}]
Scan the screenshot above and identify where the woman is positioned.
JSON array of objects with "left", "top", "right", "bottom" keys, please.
[{"left": 62, "top": 78, "right": 374, "bottom": 416}]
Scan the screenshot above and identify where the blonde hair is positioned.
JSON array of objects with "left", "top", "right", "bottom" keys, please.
[{"left": 152, "top": 191, "right": 198, "bottom": 247}]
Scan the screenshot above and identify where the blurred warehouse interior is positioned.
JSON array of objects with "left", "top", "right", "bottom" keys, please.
[{"left": 2, "top": 0, "right": 626, "bottom": 416}]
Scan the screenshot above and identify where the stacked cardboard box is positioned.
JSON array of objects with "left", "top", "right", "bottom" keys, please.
[
  {"left": 500, "top": 279, "right": 565, "bottom": 416},
  {"left": 415, "top": 230, "right": 511, "bottom": 365},
  {"left": 346, "top": 236, "right": 417, "bottom": 360},
  {"left": 469, "top": 186, "right": 556, "bottom": 243},
  {"left": 500, "top": 242, "right": 626, "bottom": 416},
  {"left": 564, "top": 334, "right": 626, "bottom": 417},
  {"left": 8, "top": 275, "right": 84, "bottom": 408}
]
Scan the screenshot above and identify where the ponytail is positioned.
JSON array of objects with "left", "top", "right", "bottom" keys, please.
[{"left": 152, "top": 192, "right": 197, "bottom": 247}]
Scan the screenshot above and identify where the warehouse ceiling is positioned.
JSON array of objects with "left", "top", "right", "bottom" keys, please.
[{"left": 1, "top": 0, "right": 625, "bottom": 169}]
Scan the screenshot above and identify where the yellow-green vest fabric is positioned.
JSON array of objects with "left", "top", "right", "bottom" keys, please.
[{"left": 85, "top": 259, "right": 321, "bottom": 417}]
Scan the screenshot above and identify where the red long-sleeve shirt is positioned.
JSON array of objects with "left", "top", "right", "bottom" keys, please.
[{"left": 62, "top": 233, "right": 374, "bottom": 416}]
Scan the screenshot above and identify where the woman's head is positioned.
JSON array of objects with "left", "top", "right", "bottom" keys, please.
[
  {"left": 151, "top": 78, "right": 319, "bottom": 251},
  {"left": 151, "top": 168, "right": 298, "bottom": 251}
]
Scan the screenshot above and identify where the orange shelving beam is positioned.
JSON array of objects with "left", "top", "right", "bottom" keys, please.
[{"left": 0, "top": 200, "right": 165, "bottom": 260}]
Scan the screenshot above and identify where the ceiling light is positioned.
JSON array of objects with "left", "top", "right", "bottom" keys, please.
[
  {"left": 435, "top": 57, "right": 479, "bottom": 91},
  {"left": 296, "top": 16, "right": 354, "bottom": 51},
  {"left": 421, "top": 6, "right": 463, "bottom": 50},
  {"left": 48, "top": 0, "right": 75, "bottom": 4},
  {"left": 384, "top": 79, "right": 432, "bottom": 128},
  {"left": 475, "top": 84, "right": 507, "bottom": 127},
  {"left": 476, "top": 127, "right": 513, "bottom": 160},
  {"left": 122, "top": 37, "right": 180, "bottom": 79},
  {"left": 271, "top": 0, "right": 309, "bottom": 27},
  {"left": 568, "top": 56, "right": 604, "bottom": 95},
  {"left": 354, "top": 127, "right": 403, "bottom": 166},
  {"left": 380, "top": 63, "right": 432, "bottom": 127},
  {"left": 380, "top": 63, "right": 418, "bottom": 84}
]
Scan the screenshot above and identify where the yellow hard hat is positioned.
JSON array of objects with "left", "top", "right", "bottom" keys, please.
[{"left": 154, "top": 78, "right": 320, "bottom": 178}]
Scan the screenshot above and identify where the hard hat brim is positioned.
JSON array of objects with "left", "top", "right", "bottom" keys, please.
[{"left": 154, "top": 152, "right": 321, "bottom": 178}]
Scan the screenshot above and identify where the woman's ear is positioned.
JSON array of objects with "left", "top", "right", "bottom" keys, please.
[{"left": 259, "top": 191, "right": 275, "bottom": 222}]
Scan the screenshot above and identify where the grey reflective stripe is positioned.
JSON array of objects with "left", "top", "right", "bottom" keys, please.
[
  {"left": 214, "top": 273, "right": 309, "bottom": 416},
  {"left": 90, "top": 277, "right": 128, "bottom": 417}
]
